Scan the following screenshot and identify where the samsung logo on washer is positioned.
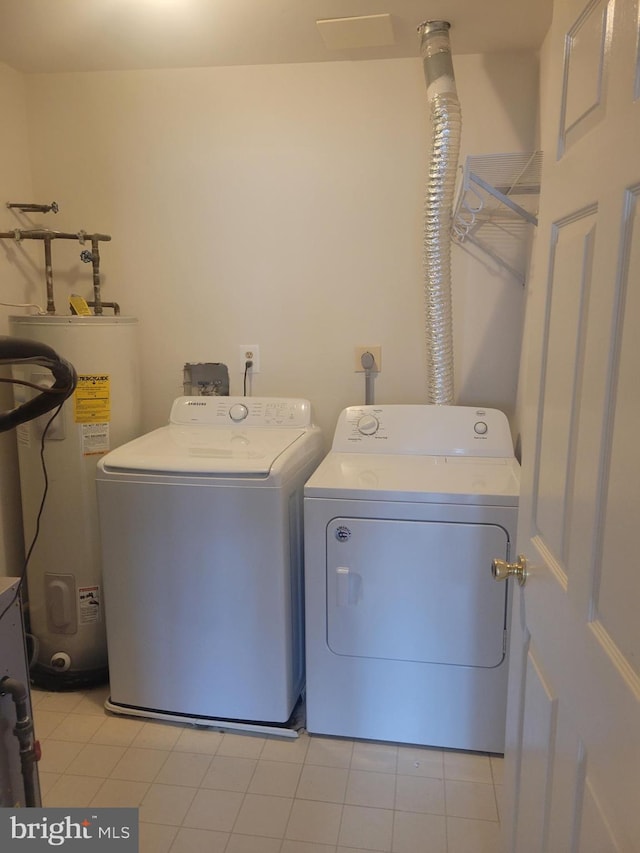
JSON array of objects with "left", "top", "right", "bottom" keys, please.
[{"left": 186, "top": 401, "right": 207, "bottom": 406}]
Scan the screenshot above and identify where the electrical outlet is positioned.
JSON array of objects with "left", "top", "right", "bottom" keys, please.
[
  {"left": 354, "top": 346, "right": 381, "bottom": 372},
  {"left": 239, "top": 344, "right": 260, "bottom": 373}
]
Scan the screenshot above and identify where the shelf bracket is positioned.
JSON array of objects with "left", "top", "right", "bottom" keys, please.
[{"left": 467, "top": 173, "right": 538, "bottom": 226}]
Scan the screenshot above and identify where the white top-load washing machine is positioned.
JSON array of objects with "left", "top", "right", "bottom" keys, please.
[
  {"left": 96, "top": 397, "right": 323, "bottom": 734},
  {"left": 304, "top": 404, "right": 520, "bottom": 752}
]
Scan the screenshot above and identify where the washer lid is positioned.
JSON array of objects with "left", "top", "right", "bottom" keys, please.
[
  {"left": 304, "top": 452, "right": 520, "bottom": 505},
  {"left": 100, "top": 425, "right": 308, "bottom": 475}
]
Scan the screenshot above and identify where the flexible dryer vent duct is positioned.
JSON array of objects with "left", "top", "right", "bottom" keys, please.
[{"left": 419, "top": 21, "right": 461, "bottom": 405}]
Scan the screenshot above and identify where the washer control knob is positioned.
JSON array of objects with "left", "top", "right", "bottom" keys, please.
[
  {"left": 357, "top": 414, "right": 379, "bottom": 435},
  {"left": 474, "top": 421, "right": 488, "bottom": 435},
  {"left": 229, "top": 403, "right": 249, "bottom": 422}
]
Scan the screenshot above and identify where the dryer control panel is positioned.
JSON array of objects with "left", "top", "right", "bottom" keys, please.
[
  {"left": 333, "top": 405, "right": 515, "bottom": 457},
  {"left": 170, "top": 396, "right": 312, "bottom": 428}
]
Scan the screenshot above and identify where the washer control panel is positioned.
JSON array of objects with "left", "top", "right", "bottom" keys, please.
[
  {"left": 333, "top": 405, "right": 515, "bottom": 458},
  {"left": 229, "top": 403, "right": 249, "bottom": 422},
  {"left": 171, "top": 397, "right": 312, "bottom": 427}
]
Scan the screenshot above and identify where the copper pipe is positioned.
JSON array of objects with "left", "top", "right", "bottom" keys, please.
[
  {"left": 87, "top": 301, "right": 120, "bottom": 316},
  {"left": 6, "top": 201, "right": 58, "bottom": 214},
  {"left": 90, "top": 237, "right": 103, "bottom": 315},
  {"left": 0, "top": 229, "right": 111, "bottom": 242},
  {"left": 0, "top": 229, "right": 112, "bottom": 316},
  {"left": 43, "top": 236, "right": 55, "bottom": 314}
]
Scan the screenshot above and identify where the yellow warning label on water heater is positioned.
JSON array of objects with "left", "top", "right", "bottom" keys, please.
[{"left": 74, "top": 374, "right": 111, "bottom": 423}]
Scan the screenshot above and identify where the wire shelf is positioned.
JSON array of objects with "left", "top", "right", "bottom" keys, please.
[{"left": 452, "top": 151, "right": 543, "bottom": 285}]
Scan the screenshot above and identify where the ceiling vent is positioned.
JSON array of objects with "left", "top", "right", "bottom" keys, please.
[{"left": 316, "top": 14, "right": 395, "bottom": 50}]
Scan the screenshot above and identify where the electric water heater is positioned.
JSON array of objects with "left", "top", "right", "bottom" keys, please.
[{"left": 9, "top": 315, "right": 141, "bottom": 689}]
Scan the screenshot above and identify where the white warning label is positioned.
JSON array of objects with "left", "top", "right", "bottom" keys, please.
[
  {"left": 81, "top": 422, "right": 110, "bottom": 456},
  {"left": 78, "top": 585, "right": 101, "bottom": 624}
]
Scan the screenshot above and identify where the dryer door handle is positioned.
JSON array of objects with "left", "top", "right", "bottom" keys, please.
[{"left": 335, "top": 567, "right": 361, "bottom": 606}]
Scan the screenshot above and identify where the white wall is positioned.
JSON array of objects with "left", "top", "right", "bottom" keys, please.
[
  {"left": 0, "top": 53, "right": 539, "bottom": 572},
  {"left": 20, "top": 54, "right": 538, "bottom": 447},
  {"left": 0, "top": 62, "right": 38, "bottom": 577},
  {"left": 0, "top": 53, "right": 538, "bottom": 569}
]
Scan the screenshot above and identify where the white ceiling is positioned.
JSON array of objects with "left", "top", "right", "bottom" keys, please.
[{"left": 0, "top": 0, "right": 552, "bottom": 75}]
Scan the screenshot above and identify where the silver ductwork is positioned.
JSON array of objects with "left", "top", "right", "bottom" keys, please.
[{"left": 418, "top": 21, "right": 461, "bottom": 405}]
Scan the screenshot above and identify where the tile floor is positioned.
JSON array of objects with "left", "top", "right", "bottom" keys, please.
[{"left": 32, "top": 684, "right": 504, "bottom": 853}]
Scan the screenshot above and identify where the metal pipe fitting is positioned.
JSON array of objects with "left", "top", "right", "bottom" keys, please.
[{"left": 0, "top": 676, "right": 40, "bottom": 807}]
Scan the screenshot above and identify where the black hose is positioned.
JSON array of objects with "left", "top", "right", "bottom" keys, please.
[{"left": 0, "top": 336, "right": 77, "bottom": 433}]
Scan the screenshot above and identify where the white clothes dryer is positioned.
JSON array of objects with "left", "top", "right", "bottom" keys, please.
[
  {"left": 304, "top": 404, "right": 519, "bottom": 752},
  {"left": 96, "top": 397, "right": 323, "bottom": 734}
]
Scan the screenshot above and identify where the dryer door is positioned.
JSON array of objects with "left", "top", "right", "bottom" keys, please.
[{"left": 327, "top": 517, "right": 509, "bottom": 667}]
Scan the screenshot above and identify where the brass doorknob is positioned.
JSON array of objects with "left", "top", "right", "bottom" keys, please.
[{"left": 491, "top": 555, "right": 528, "bottom": 586}]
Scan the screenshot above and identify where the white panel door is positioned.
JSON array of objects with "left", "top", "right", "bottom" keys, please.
[{"left": 503, "top": 0, "right": 640, "bottom": 850}]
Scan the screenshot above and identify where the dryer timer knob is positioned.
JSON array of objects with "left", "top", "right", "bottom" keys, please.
[
  {"left": 229, "top": 403, "right": 249, "bottom": 422},
  {"left": 357, "top": 414, "right": 379, "bottom": 435}
]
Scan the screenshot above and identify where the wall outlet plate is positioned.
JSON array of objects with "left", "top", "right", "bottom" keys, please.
[
  {"left": 239, "top": 344, "right": 260, "bottom": 373},
  {"left": 354, "top": 345, "right": 381, "bottom": 372}
]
